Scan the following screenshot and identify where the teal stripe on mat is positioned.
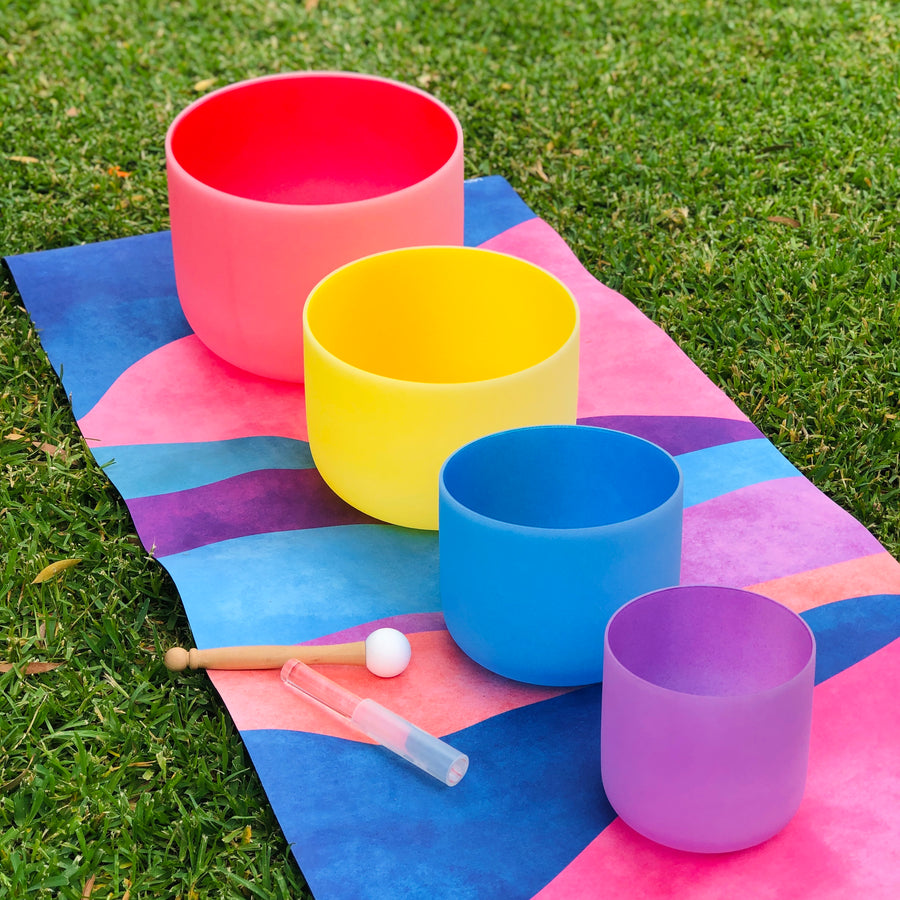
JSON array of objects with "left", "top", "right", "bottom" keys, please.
[{"left": 92, "top": 435, "right": 315, "bottom": 498}]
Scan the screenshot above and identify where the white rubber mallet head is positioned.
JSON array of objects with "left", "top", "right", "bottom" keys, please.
[{"left": 363, "top": 627, "right": 413, "bottom": 678}]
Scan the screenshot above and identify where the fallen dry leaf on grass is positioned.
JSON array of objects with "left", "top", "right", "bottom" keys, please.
[
  {"left": 5, "top": 432, "right": 70, "bottom": 459},
  {"left": 0, "top": 661, "right": 63, "bottom": 673},
  {"left": 36, "top": 440, "right": 68, "bottom": 459},
  {"left": 528, "top": 159, "right": 550, "bottom": 182},
  {"left": 767, "top": 215, "right": 801, "bottom": 227},
  {"left": 32, "top": 558, "right": 82, "bottom": 583}
]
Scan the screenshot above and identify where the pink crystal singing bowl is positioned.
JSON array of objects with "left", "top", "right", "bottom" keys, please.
[
  {"left": 600, "top": 585, "right": 816, "bottom": 853},
  {"left": 165, "top": 71, "right": 464, "bottom": 381}
]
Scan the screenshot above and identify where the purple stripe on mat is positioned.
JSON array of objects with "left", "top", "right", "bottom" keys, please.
[
  {"left": 578, "top": 414, "right": 764, "bottom": 456},
  {"left": 682, "top": 476, "right": 886, "bottom": 587},
  {"left": 128, "top": 468, "right": 380, "bottom": 558}
]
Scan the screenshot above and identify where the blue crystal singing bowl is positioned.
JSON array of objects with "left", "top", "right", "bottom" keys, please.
[{"left": 438, "top": 425, "right": 684, "bottom": 685}]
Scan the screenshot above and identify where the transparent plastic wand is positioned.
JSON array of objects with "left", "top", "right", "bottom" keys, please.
[{"left": 280, "top": 658, "right": 469, "bottom": 786}]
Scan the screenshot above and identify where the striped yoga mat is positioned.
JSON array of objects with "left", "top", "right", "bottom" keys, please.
[{"left": 7, "top": 176, "right": 900, "bottom": 899}]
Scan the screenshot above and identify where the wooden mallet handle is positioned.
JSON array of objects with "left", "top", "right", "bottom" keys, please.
[{"left": 164, "top": 641, "right": 366, "bottom": 672}]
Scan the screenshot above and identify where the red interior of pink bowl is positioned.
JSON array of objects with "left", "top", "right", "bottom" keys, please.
[{"left": 169, "top": 74, "right": 460, "bottom": 205}]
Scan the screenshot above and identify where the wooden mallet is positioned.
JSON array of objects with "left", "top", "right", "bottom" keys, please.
[{"left": 163, "top": 627, "right": 412, "bottom": 678}]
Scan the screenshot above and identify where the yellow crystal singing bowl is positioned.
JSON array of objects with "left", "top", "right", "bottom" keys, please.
[{"left": 303, "top": 246, "right": 580, "bottom": 530}]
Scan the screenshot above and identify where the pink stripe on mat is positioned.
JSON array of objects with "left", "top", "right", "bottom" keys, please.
[
  {"left": 77, "top": 335, "right": 308, "bottom": 447},
  {"left": 78, "top": 217, "right": 749, "bottom": 450},
  {"left": 482, "top": 218, "right": 749, "bottom": 422},
  {"left": 210, "top": 629, "right": 569, "bottom": 738}
]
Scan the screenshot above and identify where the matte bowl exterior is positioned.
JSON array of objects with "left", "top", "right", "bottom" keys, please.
[
  {"left": 303, "top": 247, "right": 580, "bottom": 531},
  {"left": 601, "top": 585, "right": 816, "bottom": 853},
  {"left": 166, "top": 71, "right": 464, "bottom": 382},
  {"left": 439, "top": 425, "right": 684, "bottom": 684}
]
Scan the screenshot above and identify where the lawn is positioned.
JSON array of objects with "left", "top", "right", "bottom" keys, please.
[{"left": 1, "top": 0, "right": 898, "bottom": 896}]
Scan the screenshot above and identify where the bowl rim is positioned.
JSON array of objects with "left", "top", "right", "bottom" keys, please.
[
  {"left": 603, "top": 584, "right": 817, "bottom": 700},
  {"left": 302, "top": 245, "right": 581, "bottom": 388},
  {"left": 438, "top": 423, "right": 684, "bottom": 534},
  {"left": 164, "top": 70, "right": 464, "bottom": 209}
]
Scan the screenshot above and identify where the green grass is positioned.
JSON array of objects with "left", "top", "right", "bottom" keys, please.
[{"left": 1, "top": 0, "right": 898, "bottom": 895}]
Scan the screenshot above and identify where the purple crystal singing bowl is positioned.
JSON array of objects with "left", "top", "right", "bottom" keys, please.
[{"left": 600, "top": 585, "right": 816, "bottom": 853}]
